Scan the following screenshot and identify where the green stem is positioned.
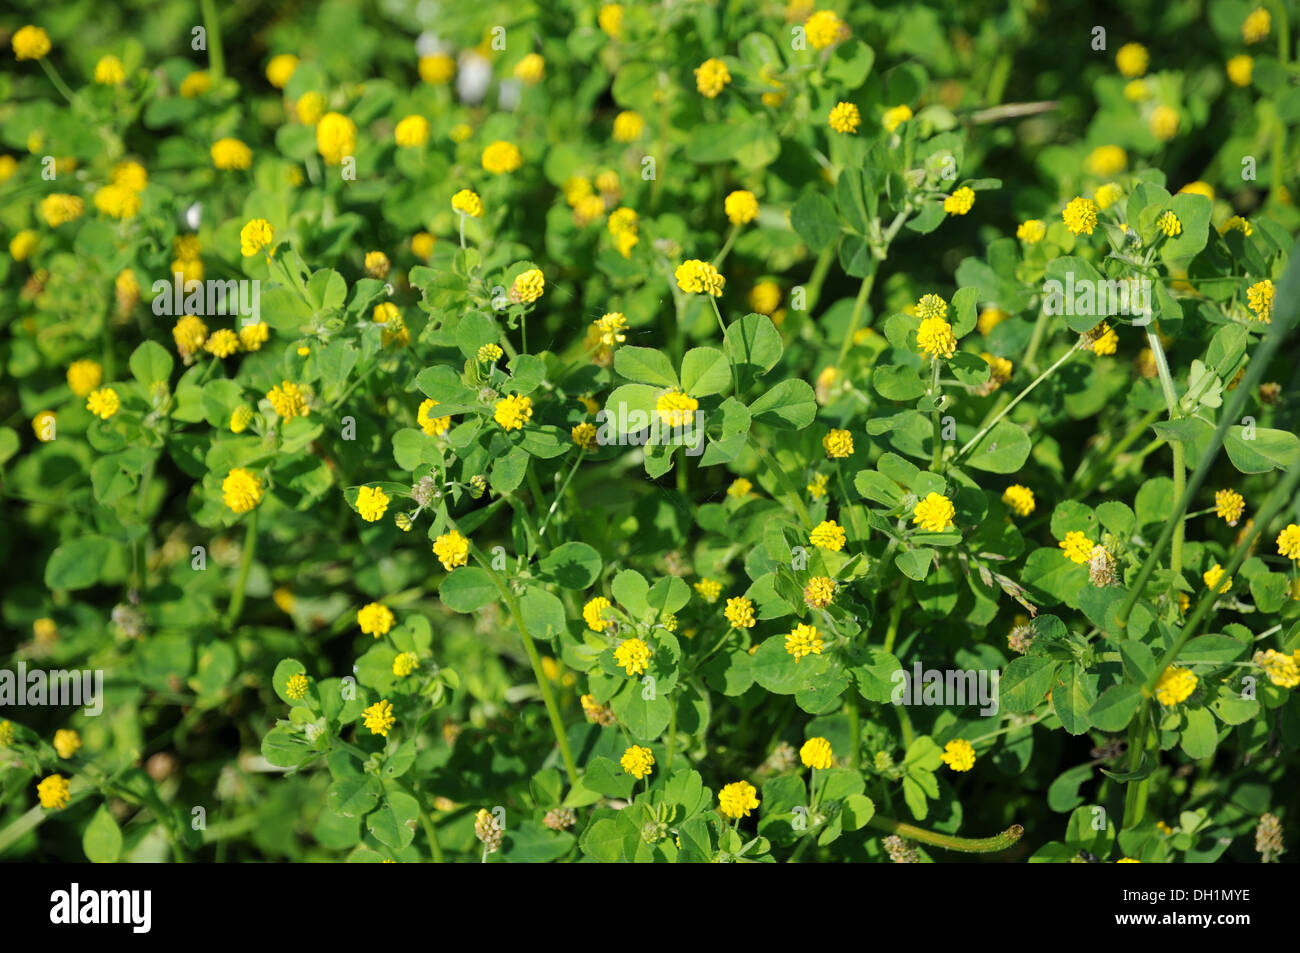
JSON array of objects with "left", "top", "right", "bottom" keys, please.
[
  {"left": 954, "top": 342, "right": 1082, "bottom": 462},
  {"left": 883, "top": 578, "right": 910, "bottom": 654},
  {"left": 866, "top": 815, "right": 1024, "bottom": 853},
  {"left": 199, "top": 0, "right": 225, "bottom": 81},
  {"left": 754, "top": 442, "right": 813, "bottom": 530},
  {"left": 847, "top": 693, "right": 861, "bottom": 770},
  {"left": 535, "top": 450, "right": 585, "bottom": 541},
  {"left": 834, "top": 273, "right": 875, "bottom": 374},
  {"left": 0, "top": 805, "right": 45, "bottom": 856},
  {"left": 223, "top": 508, "right": 259, "bottom": 628}
]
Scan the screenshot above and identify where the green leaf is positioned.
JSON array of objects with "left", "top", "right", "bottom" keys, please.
[
  {"left": 1089, "top": 683, "right": 1142, "bottom": 731},
  {"left": 615, "top": 346, "right": 678, "bottom": 387},
  {"left": 964, "top": 419, "right": 1031, "bottom": 473},
  {"left": 83, "top": 805, "right": 123, "bottom": 863},
  {"left": 611, "top": 682, "right": 671, "bottom": 740},
  {"left": 724, "top": 314, "right": 783, "bottom": 380},
  {"left": 440, "top": 567, "right": 499, "bottom": 613},
  {"left": 790, "top": 191, "right": 840, "bottom": 252},
  {"left": 44, "top": 535, "right": 114, "bottom": 590},
  {"left": 873, "top": 364, "right": 927, "bottom": 401},
  {"left": 747, "top": 379, "right": 817, "bottom": 429},
  {"left": 1001, "top": 656, "right": 1058, "bottom": 712},
  {"left": 1224, "top": 426, "right": 1299, "bottom": 473},
  {"left": 366, "top": 790, "right": 420, "bottom": 849},
  {"left": 680, "top": 347, "right": 731, "bottom": 397},
  {"left": 519, "top": 588, "right": 568, "bottom": 641},
  {"left": 128, "top": 340, "right": 174, "bottom": 387},
  {"left": 1180, "top": 706, "right": 1218, "bottom": 760},
  {"left": 537, "top": 542, "right": 602, "bottom": 589}
]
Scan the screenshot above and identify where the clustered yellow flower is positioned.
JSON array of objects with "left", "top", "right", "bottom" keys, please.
[
  {"left": 695, "top": 58, "right": 731, "bottom": 98},
  {"left": 494, "top": 394, "right": 533, "bottom": 431},
  {"left": 810, "top": 519, "right": 846, "bottom": 551},
  {"left": 356, "top": 486, "right": 390, "bottom": 522},
  {"left": 1002, "top": 484, "right": 1036, "bottom": 517},
  {"left": 14, "top": 25, "right": 53, "bottom": 62},
  {"left": 725, "top": 190, "right": 759, "bottom": 225},
  {"left": 823, "top": 428, "right": 853, "bottom": 459},
  {"left": 1276, "top": 524, "right": 1300, "bottom": 561},
  {"left": 41, "top": 194, "right": 85, "bottom": 228},
  {"left": 267, "top": 380, "right": 309, "bottom": 419},
  {"left": 515, "top": 53, "right": 546, "bottom": 84},
  {"left": 571, "top": 421, "right": 598, "bottom": 449},
  {"left": 800, "top": 737, "right": 834, "bottom": 770},
  {"left": 1156, "top": 210, "right": 1182, "bottom": 237},
  {"left": 944, "top": 187, "right": 975, "bottom": 215},
  {"left": 285, "top": 673, "right": 309, "bottom": 700},
  {"left": 412, "top": 232, "right": 436, "bottom": 259},
  {"left": 316, "top": 112, "right": 357, "bottom": 164},
  {"left": 674, "top": 259, "right": 725, "bottom": 296},
  {"left": 1116, "top": 43, "right": 1149, "bottom": 78},
  {"left": 940, "top": 738, "right": 976, "bottom": 772},
  {"left": 418, "top": 53, "right": 455, "bottom": 85},
  {"left": 86, "top": 388, "right": 120, "bottom": 420},
  {"left": 482, "top": 140, "right": 523, "bottom": 174},
  {"left": 511, "top": 268, "right": 546, "bottom": 304},
  {"left": 828, "top": 102, "right": 861, "bottom": 134},
  {"left": 1154, "top": 666, "right": 1197, "bottom": 706},
  {"left": 204, "top": 329, "right": 239, "bottom": 358},
  {"left": 1214, "top": 489, "right": 1244, "bottom": 526},
  {"left": 718, "top": 780, "right": 760, "bottom": 819},
  {"left": 805, "top": 10, "right": 845, "bottom": 49},
  {"left": 695, "top": 578, "right": 722, "bottom": 602},
  {"left": 913, "top": 492, "right": 956, "bottom": 532},
  {"left": 727, "top": 478, "right": 752, "bottom": 498},
  {"left": 417, "top": 398, "right": 452, "bottom": 436},
  {"left": 67, "top": 360, "right": 103, "bottom": 398},
  {"left": 785, "top": 622, "right": 824, "bottom": 662},
  {"left": 1254, "top": 649, "right": 1300, "bottom": 688},
  {"left": 613, "top": 110, "right": 644, "bottom": 142},
  {"left": 1150, "top": 104, "right": 1179, "bottom": 141},
  {"left": 38, "top": 774, "right": 71, "bottom": 810},
  {"left": 433, "top": 530, "right": 470, "bottom": 571},
  {"left": 240, "top": 218, "right": 275, "bottom": 257},
  {"left": 266, "top": 53, "right": 298, "bottom": 88},
  {"left": 881, "top": 104, "right": 912, "bottom": 133},
  {"left": 1246, "top": 279, "right": 1274, "bottom": 323},
  {"left": 916, "top": 315, "right": 958, "bottom": 360},
  {"left": 363, "top": 699, "right": 395, "bottom": 737},
  {"left": 1203, "top": 564, "right": 1233, "bottom": 594},
  {"left": 656, "top": 388, "right": 699, "bottom": 427},
  {"left": 53, "top": 729, "right": 81, "bottom": 759},
  {"left": 222, "top": 467, "right": 264, "bottom": 514},
  {"left": 1017, "top": 219, "right": 1046, "bottom": 243},
  {"left": 615, "top": 637, "right": 652, "bottom": 676},
  {"left": 620, "top": 745, "right": 655, "bottom": 780},
  {"left": 1093, "top": 182, "right": 1123, "bottom": 210},
  {"left": 211, "top": 137, "right": 252, "bottom": 170},
  {"left": 724, "top": 596, "right": 756, "bottom": 629},
  {"left": 584, "top": 596, "right": 613, "bottom": 632},
  {"left": 393, "top": 652, "right": 419, "bottom": 678},
  {"left": 803, "top": 576, "right": 835, "bottom": 609},
  {"left": 10, "top": 229, "right": 38, "bottom": 260},
  {"left": 1062, "top": 196, "right": 1099, "bottom": 235},
  {"left": 1059, "top": 530, "right": 1095, "bottom": 564},
  {"left": 1242, "top": 6, "right": 1271, "bottom": 44},
  {"left": 357, "top": 602, "right": 395, "bottom": 637},
  {"left": 1227, "top": 54, "right": 1253, "bottom": 87},
  {"left": 1087, "top": 145, "right": 1127, "bottom": 177}
]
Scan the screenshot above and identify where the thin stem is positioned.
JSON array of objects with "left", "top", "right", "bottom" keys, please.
[
  {"left": 754, "top": 442, "right": 813, "bottom": 530},
  {"left": 536, "top": 450, "right": 585, "bottom": 541},
  {"left": 199, "top": 0, "right": 225, "bottom": 81},
  {"left": 834, "top": 273, "right": 875, "bottom": 375},
  {"left": 955, "top": 342, "right": 1082, "bottom": 461},
  {"left": 866, "top": 815, "right": 1024, "bottom": 853},
  {"left": 223, "top": 508, "right": 259, "bottom": 628}
]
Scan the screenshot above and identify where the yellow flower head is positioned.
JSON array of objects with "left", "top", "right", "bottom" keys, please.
[
  {"left": 674, "top": 259, "right": 725, "bottom": 296},
  {"left": 656, "top": 388, "right": 699, "bottom": 427},
  {"left": 240, "top": 218, "right": 275, "bottom": 257},
  {"left": 67, "top": 360, "right": 103, "bottom": 398},
  {"left": 0, "top": 720, "right": 13, "bottom": 746},
  {"left": 13, "top": 26, "right": 52, "bottom": 61},
  {"left": 41, "top": 194, "right": 84, "bottom": 228},
  {"left": 913, "top": 492, "right": 956, "bottom": 532},
  {"left": 823, "top": 428, "right": 854, "bottom": 459},
  {"left": 316, "top": 112, "right": 357, "bottom": 165},
  {"left": 1246, "top": 279, "right": 1274, "bottom": 323},
  {"left": 238, "top": 322, "right": 269, "bottom": 352},
  {"left": 800, "top": 736, "right": 833, "bottom": 770},
  {"left": 1094, "top": 182, "right": 1123, "bottom": 210},
  {"left": 363, "top": 699, "right": 395, "bottom": 737},
  {"left": 451, "top": 189, "right": 484, "bottom": 219},
  {"left": 418, "top": 53, "right": 455, "bottom": 84},
  {"left": 391, "top": 114, "right": 431, "bottom": 148},
  {"left": 594, "top": 312, "right": 628, "bottom": 348},
  {"left": 1243, "top": 6, "right": 1271, "bottom": 43},
  {"left": 1017, "top": 219, "right": 1046, "bottom": 243},
  {"left": 613, "top": 110, "right": 645, "bottom": 142},
  {"left": 32, "top": 411, "right": 57, "bottom": 442},
  {"left": 807, "top": 472, "right": 829, "bottom": 499},
  {"left": 357, "top": 602, "right": 395, "bottom": 637},
  {"left": 695, "top": 578, "right": 722, "bottom": 603},
  {"left": 229, "top": 405, "right": 253, "bottom": 433},
  {"left": 803, "top": 576, "right": 836, "bottom": 609},
  {"left": 482, "top": 140, "right": 523, "bottom": 174},
  {"left": 356, "top": 486, "right": 390, "bottom": 522},
  {"left": 1085, "top": 322, "right": 1119, "bottom": 355},
  {"left": 940, "top": 738, "right": 976, "bottom": 772},
  {"left": 1156, "top": 210, "right": 1182, "bottom": 237},
  {"left": 294, "top": 91, "right": 325, "bottom": 125},
  {"left": 805, "top": 10, "right": 845, "bottom": 49},
  {"left": 211, "top": 138, "right": 252, "bottom": 170},
  {"left": 392, "top": 651, "right": 420, "bottom": 678},
  {"left": 718, "top": 780, "right": 760, "bottom": 819},
  {"left": 494, "top": 394, "right": 533, "bottom": 431},
  {"left": 1154, "top": 666, "right": 1197, "bottom": 706},
  {"left": 433, "top": 530, "right": 470, "bottom": 571},
  {"left": 882, "top": 104, "right": 913, "bottom": 133},
  {"left": 944, "top": 187, "right": 975, "bottom": 215},
  {"left": 86, "top": 388, "right": 120, "bottom": 420},
  {"left": 173, "top": 315, "right": 208, "bottom": 358},
  {"left": 179, "top": 71, "right": 211, "bottom": 97},
  {"left": 584, "top": 596, "right": 613, "bottom": 632},
  {"left": 695, "top": 58, "right": 731, "bottom": 98},
  {"left": 10, "top": 229, "right": 39, "bottom": 261},
  {"left": 1227, "top": 54, "right": 1254, "bottom": 87},
  {"left": 727, "top": 477, "right": 752, "bottom": 498},
  {"left": 285, "top": 672, "right": 309, "bottom": 700},
  {"left": 1203, "top": 564, "right": 1233, "bottom": 594},
  {"left": 917, "top": 316, "right": 957, "bottom": 360},
  {"left": 1002, "top": 484, "right": 1036, "bottom": 517},
  {"left": 1059, "top": 530, "right": 1095, "bottom": 564},
  {"left": 266, "top": 53, "right": 298, "bottom": 88},
  {"left": 828, "top": 101, "right": 861, "bottom": 134},
  {"left": 1214, "top": 489, "right": 1244, "bottom": 526},
  {"left": 1116, "top": 43, "right": 1149, "bottom": 78},
  {"left": 615, "top": 637, "right": 652, "bottom": 676},
  {"left": 514, "top": 52, "right": 545, "bottom": 84},
  {"left": 363, "top": 251, "right": 390, "bottom": 281},
  {"left": 37, "top": 774, "right": 71, "bottom": 810},
  {"left": 412, "top": 231, "right": 436, "bottom": 260},
  {"left": 204, "top": 329, "right": 239, "bottom": 358},
  {"left": 1062, "top": 196, "right": 1099, "bottom": 235},
  {"left": 222, "top": 467, "right": 264, "bottom": 514},
  {"left": 1179, "top": 181, "right": 1215, "bottom": 201},
  {"left": 267, "top": 380, "right": 308, "bottom": 419},
  {"left": 810, "top": 520, "right": 846, "bottom": 551},
  {"left": 511, "top": 268, "right": 546, "bottom": 304},
  {"left": 785, "top": 622, "right": 824, "bottom": 662},
  {"left": 94, "top": 55, "right": 126, "bottom": 86},
  {"left": 53, "top": 729, "right": 81, "bottom": 759},
  {"left": 599, "top": 3, "right": 625, "bottom": 39},
  {"left": 418, "top": 398, "right": 451, "bottom": 436},
  {"left": 725, "top": 190, "right": 760, "bottom": 225},
  {"left": 724, "top": 596, "right": 756, "bottom": 629},
  {"left": 621, "top": 745, "right": 655, "bottom": 780},
  {"left": 1254, "top": 649, "right": 1300, "bottom": 688},
  {"left": 1276, "top": 524, "right": 1300, "bottom": 561},
  {"left": 1149, "top": 105, "right": 1179, "bottom": 141},
  {"left": 749, "top": 281, "right": 782, "bottom": 316}
]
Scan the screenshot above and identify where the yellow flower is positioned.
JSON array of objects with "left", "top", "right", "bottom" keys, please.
[
  {"left": 882, "top": 104, "right": 913, "bottom": 133},
  {"left": 620, "top": 745, "right": 655, "bottom": 780},
  {"left": 785, "top": 622, "right": 824, "bottom": 662},
  {"left": 1156, "top": 210, "right": 1182, "bottom": 237},
  {"left": 1276, "top": 524, "right": 1300, "bottom": 561},
  {"left": 915, "top": 293, "right": 947, "bottom": 321},
  {"left": 1149, "top": 105, "right": 1179, "bottom": 141},
  {"left": 266, "top": 53, "right": 298, "bottom": 88},
  {"left": 357, "top": 602, "right": 395, "bottom": 637},
  {"left": 725, "top": 190, "right": 760, "bottom": 225},
  {"left": 1086, "top": 322, "right": 1119, "bottom": 355},
  {"left": 1203, "top": 564, "right": 1233, "bottom": 594},
  {"left": 828, "top": 101, "right": 861, "bottom": 134},
  {"left": 912, "top": 492, "right": 956, "bottom": 532},
  {"left": 66, "top": 360, "right": 103, "bottom": 398},
  {"left": 976, "top": 308, "right": 1009, "bottom": 337},
  {"left": 594, "top": 312, "right": 628, "bottom": 347},
  {"left": 204, "top": 329, "right": 240, "bottom": 358},
  {"left": 285, "top": 672, "right": 309, "bottom": 700},
  {"left": 573, "top": 194, "right": 606, "bottom": 227},
  {"left": 810, "top": 520, "right": 846, "bottom": 551},
  {"left": 615, "top": 637, "right": 652, "bottom": 676},
  {"left": 41, "top": 194, "right": 84, "bottom": 228},
  {"left": 1116, "top": 42, "right": 1149, "bottom": 78},
  {"left": 179, "top": 70, "right": 211, "bottom": 97},
  {"left": 917, "top": 316, "right": 957, "bottom": 360},
  {"left": 173, "top": 315, "right": 208, "bottom": 358},
  {"left": 514, "top": 52, "right": 545, "bottom": 84},
  {"left": 230, "top": 405, "right": 254, "bottom": 433},
  {"left": 392, "top": 652, "right": 420, "bottom": 678},
  {"left": 800, "top": 737, "right": 833, "bottom": 770},
  {"left": 32, "top": 410, "right": 56, "bottom": 442},
  {"left": 418, "top": 53, "right": 455, "bottom": 85},
  {"left": 240, "top": 218, "right": 275, "bottom": 257},
  {"left": 1242, "top": 6, "right": 1271, "bottom": 43},
  {"left": 598, "top": 3, "right": 624, "bottom": 39},
  {"left": 211, "top": 138, "right": 252, "bottom": 170},
  {"left": 944, "top": 187, "right": 975, "bottom": 215},
  {"left": 1213, "top": 489, "right": 1244, "bottom": 526},
  {"left": 823, "top": 428, "right": 854, "bottom": 459},
  {"left": 1124, "top": 79, "right": 1151, "bottom": 101},
  {"left": 804, "top": 10, "right": 845, "bottom": 49},
  {"left": 1246, "top": 279, "right": 1274, "bottom": 323},
  {"left": 222, "top": 468, "right": 264, "bottom": 514},
  {"left": 583, "top": 596, "right": 613, "bottom": 632},
  {"left": 13, "top": 25, "right": 52, "bottom": 60},
  {"left": 417, "top": 398, "right": 451, "bottom": 436},
  {"left": 10, "top": 229, "right": 39, "bottom": 261},
  {"left": 37, "top": 774, "right": 71, "bottom": 810},
  {"left": 316, "top": 112, "right": 357, "bottom": 164},
  {"left": 613, "top": 110, "right": 645, "bottom": 142},
  {"left": 803, "top": 576, "right": 835, "bottom": 609},
  {"left": 356, "top": 486, "right": 390, "bottom": 522},
  {"left": 695, "top": 578, "right": 722, "bottom": 603},
  {"left": 0, "top": 155, "right": 15, "bottom": 183},
  {"left": 267, "top": 380, "right": 308, "bottom": 419},
  {"left": 1016, "top": 219, "right": 1046, "bottom": 243},
  {"left": 86, "top": 388, "right": 120, "bottom": 419},
  {"left": 656, "top": 388, "right": 699, "bottom": 427},
  {"left": 1154, "top": 666, "right": 1197, "bottom": 706},
  {"left": 1227, "top": 54, "right": 1254, "bottom": 87},
  {"left": 362, "top": 252, "right": 390, "bottom": 281},
  {"left": 494, "top": 394, "right": 533, "bottom": 431},
  {"left": 1093, "top": 182, "right": 1123, "bottom": 210},
  {"left": 394, "top": 115, "right": 430, "bottom": 147},
  {"left": 1254, "top": 649, "right": 1300, "bottom": 688},
  {"left": 940, "top": 738, "right": 976, "bottom": 772},
  {"left": 363, "top": 699, "right": 396, "bottom": 737},
  {"left": 1222, "top": 216, "right": 1254, "bottom": 237},
  {"left": 511, "top": 268, "right": 546, "bottom": 304},
  {"left": 1179, "top": 181, "right": 1215, "bottom": 201},
  {"left": 53, "top": 729, "right": 81, "bottom": 759},
  {"left": 727, "top": 478, "right": 752, "bottom": 498},
  {"left": 0, "top": 720, "right": 12, "bottom": 746},
  {"left": 674, "top": 259, "right": 725, "bottom": 296},
  {"left": 433, "top": 530, "right": 470, "bottom": 571},
  {"left": 94, "top": 55, "right": 126, "bottom": 85},
  {"left": 482, "top": 140, "right": 523, "bottom": 174},
  {"left": 239, "top": 322, "right": 269, "bottom": 352},
  {"left": 1062, "top": 196, "right": 1099, "bottom": 235},
  {"left": 807, "top": 473, "right": 829, "bottom": 498},
  {"left": 724, "top": 596, "right": 756, "bottom": 629},
  {"left": 567, "top": 421, "right": 597, "bottom": 450},
  {"left": 749, "top": 281, "right": 782, "bottom": 316},
  {"left": 294, "top": 91, "right": 325, "bottom": 125},
  {"left": 1002, "top": 485, "right": 1036, "bottom": 518},
  {"left": 718, "top": 780, "right": 760, "bottom": 819},
  {"left": 1058, "top": 530, "right": 1095, "bottom": 564},
  {"left": 695, "top": 58, "right": 731, "bottom": 98}
]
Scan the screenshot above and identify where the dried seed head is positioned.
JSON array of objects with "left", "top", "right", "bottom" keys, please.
[
  {"left": 883, "top": 834, "right": 920, "bottom": 863},
  {"left": 1007, "top": 624, "right": 1034, "bottom": 654},
  {"left": 1255, "top": 813, "right": 1284, "bottom": 862},
  {"left": 544, "top": 807, "right": 576, "bottom": 831}
]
